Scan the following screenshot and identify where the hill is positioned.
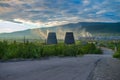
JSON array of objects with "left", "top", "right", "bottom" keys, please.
[{"left": 0, "top": 22, "right": 120, "bottom": 39}]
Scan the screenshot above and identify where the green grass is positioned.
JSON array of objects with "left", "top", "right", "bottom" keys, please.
[
  {"left": 113, "top": 52, "right": 120, "bottom": 58},
  {"left": 97, "top": 40, "right": 120, "bottom": 59},
  {"left": 0, "top": 40, "right": 102, "bottom": 60},
  {"left": 113, "top": 43, "right": 120, "bottom": 59}
]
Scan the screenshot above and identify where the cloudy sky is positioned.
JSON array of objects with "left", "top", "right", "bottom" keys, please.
[{"left": 0, "top": 0, "right": 120, "bottom": 33}]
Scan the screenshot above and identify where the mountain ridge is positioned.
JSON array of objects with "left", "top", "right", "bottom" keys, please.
[{"left": 0, "top": 22, "right": 120, "bottom": 39}]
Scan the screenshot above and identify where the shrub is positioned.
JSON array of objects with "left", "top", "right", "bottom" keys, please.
[
  {"left": 113, "top": 42, "right": 120, "bottom": 58},
  {"left": 0, "top": 41, "right": 102, "bottom": 60},
  {"left": 113, "top": 52, "right": 120, "bottom": 58},
  {"left": 0, "top": 41, "right": 8, "bottom": 59}
]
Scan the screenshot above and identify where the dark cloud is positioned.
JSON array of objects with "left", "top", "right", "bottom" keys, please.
[
  {"left": 0, "top": 0, "right": 120, "bottom": 26},
  {"left": 22, "top": 4, "right": 32, "bottom": 9},
  {"left": 0, "top": 3, "right": 10, "bottom": 7}
]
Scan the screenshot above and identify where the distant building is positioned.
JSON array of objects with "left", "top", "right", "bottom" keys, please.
[
  {"left": 46, "top": 32, "right": 57, "bottom": 44},
  {"left": 64, "top": 32, "right": 75, "bottom": 44}
]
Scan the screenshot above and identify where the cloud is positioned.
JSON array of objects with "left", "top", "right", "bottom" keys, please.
[
  {"left": 0, "top": 3, "right": 11, "bottom": 7},
  {"left": 96, "top": 10, "right": 107, "bottom": 15},
  {"left": 0, "top": 20, "right": 31, "bottom": 33},
  {"left": 14, "top": 18, "right": 46, "bottom": 27},
  {"left": 14, "top": 18, "right": 70, "bottom": 27},
  {"left": 0, "top": 0, "right": 120, "bottom": 28},
  {"left": 0, "top": 19, "right": 4, "bottom": 22},
  {"left": 83, "top": 0, "right": 90, "bottom": 5}
]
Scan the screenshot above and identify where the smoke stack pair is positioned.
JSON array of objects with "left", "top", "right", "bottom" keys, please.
[{"left": 46, "top": 32, "right": 75, "bottom": 44}]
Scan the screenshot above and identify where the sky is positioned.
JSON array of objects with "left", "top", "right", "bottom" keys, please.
[{"left": 0, "top": 0, "right": 120, "bottom": 33}]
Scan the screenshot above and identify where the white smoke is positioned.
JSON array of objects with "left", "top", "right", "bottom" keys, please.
[
  {"left": 31, "top": 29, "right": 47, "bottom": 39},
  {"left": 31, "top": 25, "right": 93, "bottom": 40},
  {"left": 80, "top": 29, "right": 92, "bottom": 37}
]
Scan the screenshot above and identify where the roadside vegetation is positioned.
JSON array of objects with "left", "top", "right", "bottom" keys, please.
[
  {"left": 99, "top": 41, "right": 115, "bottom": 50},
  {"left": 99, "top": 41, "right": 120, "bottom": 58},
  {"left": 113, "top": 42, "right": 120, "bottom": 58},
  {"left": 0, "top": 40, "right": 102, "bottom": 60}
]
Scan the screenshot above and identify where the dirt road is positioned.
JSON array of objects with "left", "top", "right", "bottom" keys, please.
[{"left": 0, "top": 48, "right": 120, "bottom": 80}]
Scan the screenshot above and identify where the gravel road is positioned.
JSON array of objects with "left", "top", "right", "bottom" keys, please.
[{"left": 0, "top": 47, "right": 120, "bottom": 80}]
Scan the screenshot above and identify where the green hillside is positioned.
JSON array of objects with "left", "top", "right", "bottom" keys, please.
[{"left": 0, "top": 22, "right": 120, "bottom": 39}]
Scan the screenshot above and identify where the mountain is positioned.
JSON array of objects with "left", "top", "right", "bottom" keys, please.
[
  {"left": 0, "top": 22, "right": 120, "bottom": 39},
  {"left": 0, "top": 29, "right": 47, "bottom": 39},
  {"left": 56, "top": 22, "right": 120, "bottom": 33}
]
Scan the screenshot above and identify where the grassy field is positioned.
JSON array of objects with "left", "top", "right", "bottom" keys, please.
[{"left": 0, "top": 40, "right": 102, "bottom": 60}]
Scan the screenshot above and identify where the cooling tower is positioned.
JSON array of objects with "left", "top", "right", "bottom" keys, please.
[
  {"left": 46, "top": 32, "right": 57, "bottom": 44},
  {"left": 64, "top": 32, "right": 75, "bottom": 44}
]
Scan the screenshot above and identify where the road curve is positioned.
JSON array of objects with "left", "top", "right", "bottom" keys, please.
[{"left": 0, "top": 48, "right": 120, "bottom": 80}]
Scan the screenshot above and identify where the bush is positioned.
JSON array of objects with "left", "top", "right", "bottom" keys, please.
[
  {"left": 0, "top": 41, "right": 102, "bottom": 60},
  {"left": 0, "top": 41, "right": 8, "bottom": 59},
  {"left": 112, "top": 41, "right": 120, "bottom": 58},
  {"left": 80, "top": 43, "right": 102, "bottom": 54},
  {"left": 113, "top": 52, "right": 120, "bottom": 58}
]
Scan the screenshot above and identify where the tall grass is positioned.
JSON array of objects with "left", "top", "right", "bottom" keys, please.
[
  {"left": 0, "top": 41, "right": 102, "bottom": 60},
  {"left": 113, "top": 41, "right": 120, "bottom": 58}
]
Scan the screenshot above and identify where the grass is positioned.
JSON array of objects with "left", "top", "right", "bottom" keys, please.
[
  {"left": 113, "top": 52, "right": 120, "bottom": 58},
  {"left": 99, "top": 40, "right": 120, "bottom": 59},
  {"left": 113, "top": 44, "right": 120, "bottom": 59},
  {"left": 0, "top": 40, "right": 102, "bottom": 60}
]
